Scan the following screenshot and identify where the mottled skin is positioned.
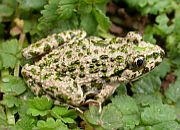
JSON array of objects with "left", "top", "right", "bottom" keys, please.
[{"left": 21, "top": 30, "right": 164, "bottom": 107}]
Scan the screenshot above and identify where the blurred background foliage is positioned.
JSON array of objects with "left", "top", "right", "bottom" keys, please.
[{"left": 0, "top": 0, "right": 179, "bottom": 129}]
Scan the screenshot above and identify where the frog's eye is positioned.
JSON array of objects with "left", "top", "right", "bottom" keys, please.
[{"left": 134, "top": 56, "right": 145, "bottom": 68}]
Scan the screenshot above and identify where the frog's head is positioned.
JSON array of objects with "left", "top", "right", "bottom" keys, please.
[{"left": 121, "top": 32, "right": 165, "bottom": 81}]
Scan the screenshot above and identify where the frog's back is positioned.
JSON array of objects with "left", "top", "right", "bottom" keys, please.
[
  {"left": 22, "top": 30, "right": 164, "bottom": 107},
  {"left": 30, "top": 36, "right": 128, "bottom": 105}
]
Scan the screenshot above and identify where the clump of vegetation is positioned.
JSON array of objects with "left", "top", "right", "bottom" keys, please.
[{"left": 0, "top": 0, "right": 179, "bottom": 129}]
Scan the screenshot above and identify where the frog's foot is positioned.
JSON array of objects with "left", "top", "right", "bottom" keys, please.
[{"left": 85, "top": 99, "right": 102, "bottom": 113}]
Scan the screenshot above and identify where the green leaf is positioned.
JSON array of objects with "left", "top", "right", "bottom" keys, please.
[
  {"left": 0, "top": 4, "right": 14, "bottom": 17},
  {"left": 151, "top": 121, "right": 180, "bottom": 130},
  {"left": 134, "top": 93, "right": 162, "bottom": 107},
  {"left": 18, "top": 0, "right": 48, "bottom": 10},
  {"left": 0, "top": 105, "right": 7, "bottom": 126},
  {"left": 83, "top": 0, "right": 106, "bottom": 4},
  {"left": 61, "top": 117, "right": 75, "bottom": 124},
  {"left": 36, "top": 118, "right": 68, "bottom": 130},
  {"left": 27, "top": 96, "right": 53, "bottom": 116},
  {"left": 51, "top": 106, "right": 77, "bottom": 120},
  {"left": 150, "top": 59, "right": 171, "bottom": 78},
  {"left": 155, "top": 13, "right": 174, "bottom": 35},
  {"left": 111, "top": 95, "right": 139, "bottom": 115},
  {"left": 132, "top": 73, "right": 161, "bottom": 94},
  {"left": 92, "top": 7, "right": 111, "bottom": 31},
  {"left": 15, "top": 116, "right": 35, "bottom": 130},
  {"left": 37, "top": 0, "right": 79, "bottom": 35},
  {"left": 57, "top": 0, "right": 78, "bottom": 19},
  {"left": 83, "top": 106, "right": 100, "bottom": 126},
  {"left": 100, "top": 104, "right": 123, "bottom": 130},
  {"left": 0, "top": 39, "right": 21, "bottom": 68},
  {"left": 165, "top": 78, "right": 180, "bottom": 102},
  {"left": 122, "top": 114, "right": 140, "bottom": 130},
  {"left": 80, "top": 13, "right": 98, "bottom": 35},
  {"left": 1, "top": 94, "right": 21, "bottom": 108},
  {"left": 0, "top": 75, "right": 26, "bottom": 95},
  {"left": 141, "top": 104, "right": 176, "bottom": 125},
  {"left": 175, "top": 99, "right": 180, "bottom": 122}
]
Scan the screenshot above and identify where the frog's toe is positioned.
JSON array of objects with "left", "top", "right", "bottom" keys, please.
[{"left": 85, "top": 99, "right": 102, "bottom": 113}]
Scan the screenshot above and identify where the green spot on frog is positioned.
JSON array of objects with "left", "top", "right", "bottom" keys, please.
[
  {"left": 44, "top": 44, "right": 51, "bottom": 52},
  {"left": 134, "top": 46, "right": 146, "bottom": 52},
  {"left": 79, "top": 72, "right": 85, "bottom": 78},
  {"left": 100, "top": 55, "right": 109, "bottom": 59},
  {"left": 68, "top": 65, "right": 76, "bottom": 72},
  {"left": 91, "top": 80, "right": 103, "bottom": 89},
  {"left": 92, "top": 58, "right": 98, "bottom": 63},
  {"left": 65, "top": 50, "right": 72, "bottom": 58},
  {"left": 55, "top": 35, "right": 64, "bottom": 44},
  {"left": 116, "top": 55, "right": 124, "bottom": 63},
  {"left": 153, "top": 52, "right": 159, "bottom": 59}
]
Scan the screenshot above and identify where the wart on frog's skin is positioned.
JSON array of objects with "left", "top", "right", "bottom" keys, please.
[{"left": 21, "top": 30, "right": 164, "bottom": 110}]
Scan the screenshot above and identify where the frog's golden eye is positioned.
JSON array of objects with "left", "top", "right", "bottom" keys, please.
[{"left": 134, "top": 56, "right": 145, "bottom": 68}]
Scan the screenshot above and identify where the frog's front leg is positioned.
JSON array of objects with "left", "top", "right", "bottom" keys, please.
[
  {"left": 22, "top": 30, "right": 86, "bottom": 59},
  {"left": 21, "top": 64, "right": 43, "bottom": 96}
]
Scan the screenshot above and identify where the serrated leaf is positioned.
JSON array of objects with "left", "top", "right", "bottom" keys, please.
[
  {"left": 100, "top": 104, "right": 123, "bottom": 130},
  {"left": 83, "top": 0, "right": 106, "bottom": 4},
  {"left": 83, "top": 106, "right": 100, "bottom": 125},
  {"left": 150, "top": 59, "right": 171, "bottom": 78},
  {"left": 80, "top": 13, "right": 98, "bottom": 35},
  {"left": 51, "top": 106, "right": 69, "bottom": 118},
  {"left": 15, "top": 116, "right": 35, "bottom": 130},
  {"left": 111, "top": 95, "right": 139, "bottom": 115},
  {"left": 151, "top": 121, "right": 180, "bottom": 130},
  {"left": 134, "top": 93, "right": 162, "bottom": 107},
  {"left": 27, "top": 96, "right": 53, "bottom": 116},
  {"left": 175, "top": 99, "right": 180, "bottom": 122},
  {"left": 0, "top": 105, "right": 7, "bottom": 126},
  {"left": 132, "top": 73, "right": 161, "bottom": 94},
  {"left": 36, "top": 118, "right": 68, "bottom": 130},
  {"left": 165, "top": 78, "right": 180, "bottom": 102},
  {"left": 0, "top": 75, "right": 26, "bottom": 95},
  {"left": 1, "top": 94, "right": 21, "bottom": 108},
  {"left": 92, "top": 7, "right": 111, "bottom": 31},
  {"left": 0, "top": 39, "right": 21, "bottom": 68},
  {"left": 61, "top": 117, "right": 75, "bottom": 124},
  {"left": 155, "top": 13, "right": 174, "bottom": 35},
  {"left": 18, "top": 0, "right": 48, "bottom": 10},
  {"left": 57, "top": 0, "right": 78, "bottom": 19},
  {"left": 141, "top": 104, "right": 176, "bottom": 125},
  {"left": 122, "top": 114, "right": 140, "bottom": 129},
  {"left": 51, "top": 106, "right": 77, "bottom": 119}
]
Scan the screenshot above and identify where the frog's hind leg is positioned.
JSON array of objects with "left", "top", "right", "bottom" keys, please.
[
  {"left": 85, "top": 83, "right": 119, "bottom": 113},
  {"left": 21, "top": 64, "right": 44, "bottom": 96},
  {"left": 22, "top": 30, "right": 87, "bottom": 59}
]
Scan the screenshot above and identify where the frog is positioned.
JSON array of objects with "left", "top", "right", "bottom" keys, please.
[{"left": 21, "top": 30, "right": 164, "bottom": 109}]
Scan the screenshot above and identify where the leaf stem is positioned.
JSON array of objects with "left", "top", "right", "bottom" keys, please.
[{"left": 14, "top": 32, "right": 25, "bottom": 77}]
